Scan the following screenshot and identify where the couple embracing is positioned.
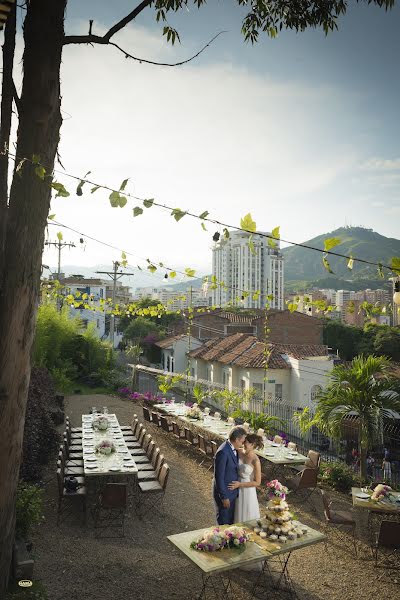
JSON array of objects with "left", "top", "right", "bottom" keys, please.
[{"left": 213, "top": 426, "right": 264, "bottom": 525}]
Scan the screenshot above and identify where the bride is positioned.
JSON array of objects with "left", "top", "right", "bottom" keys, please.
[{"left": 228, "top": 433, "right": 263, "bottom": 522}]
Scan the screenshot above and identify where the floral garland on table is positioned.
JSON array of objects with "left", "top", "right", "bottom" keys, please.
[
  {"left": 190, "top": 526, "right": 249, "bottom": 552},
  {"left": 266, "top": 479, "right": 288, "bottom": 501},
  {"left": 186, "top": 406, "right": 203, "bottom": 420},
  {"left": 95, "top": 440, "right": 116, "bottom": 455},
  {"left": 92, "top": 416, "right": 110, "bottom": 431},
  {"left": 371, "top": 484, "right": 392, "bottom": 501}
]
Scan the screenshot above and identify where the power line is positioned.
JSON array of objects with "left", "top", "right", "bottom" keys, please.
[{"left": 3, "top": 149, "right": 397, "bottom": 275}]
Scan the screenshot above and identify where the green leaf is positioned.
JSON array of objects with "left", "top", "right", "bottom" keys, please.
[
  {"left": 391, "top": 257, "right": 400, "bottom": 275},
  {"left": 35, "top": 165, "right": 46, "bottom": 180},
  {"left": 252, "top": 290, "right": 260, "bottom": 301},
  {"left": 377, "top": 262, "right": 385, "bottom": 279},
  {"left": 56, "top": 231, "right": 63, "bottom": 241},
  {"left": 199, "top": 210, "right": 209, "bottom": 220},
  {"left": 268, "top": 238, "right": 277, "bottom": 248},
  {"left": 48, "top": 214, "right": 56, "bottom": 220},
  {"left": 223, "top": 228, "right": 230, "bottom": 240},
  {"left": 248, "top": 235, "right": 256, "bottom": 256},
  {"left": 133, "top": 206, "right": 143, "bottom": 217},
  {"left": 91, "top": 185, "right": 101, "bottom": 194},
  {"left": 51, "top": 182, "right": 70, "bottom": 198},
  {"left": 169, "top": 271, "right": 176, "bottom": 279},
  {"left": 287, "top": 302, "right": 298, "bottom": 313},
  {"left": 32, "top": 154, "right": 40, "bottom": 164},
  {"left": 271, "top": 226, "right": 280, "bottom": 240},
  {"left": 121, "top": 252, "right": 127, "bottom": 260},
  {"left": 118, "top": 195, "right": 127, "bottom": 208},
  {"left": 147, "top": 264, "right": 157, "bottom": 273},
  {"left": 109, "top": 191, "right": 120, "bottom": 207},
  {"left": 324, "top": 237, "right": 341, "bottom": 252},
  {"left": 240, "top": 213, "right": 257, "bottom": 233},
  {"left": 201, "top": 222, "right": 207, "bottom": 231},
  {"left": 171, "top": 208, "right": 186, "bottom": 222},
  {"left": 322, "top": 255, "right": 334, "bottom": 274},
  {"left": 347, "top": 257, "right": 354, "bottom": 270},
  {"left": 119, "top": 178, "right": 129, "bottom": 191},
  {"left": 143, "top": 199, "right": 154, "bottom": 208},
  {"left": 185, "top": 267, "right": 196, "bottom": 278}
]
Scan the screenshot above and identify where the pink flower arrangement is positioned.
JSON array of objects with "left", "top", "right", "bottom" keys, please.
[
  {"left": 190, "top": 526, "right": 249, "bottom": 552},
  {"left": 95, "top": 439, "right": 116, "bottom": 455},
  {"left": 266, "top": 479, "right": 289, "bottom": 500},
  {"left": 371, "top": 484, "right": 392, "bottom": 501}
]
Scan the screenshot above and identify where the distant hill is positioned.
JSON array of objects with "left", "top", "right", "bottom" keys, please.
[{"left": 282, "top": 226, "right": 400, "bottom": 285}]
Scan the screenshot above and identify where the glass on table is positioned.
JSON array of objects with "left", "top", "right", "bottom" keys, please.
[
  {"left": 91, "top": 406, "right": 97, "bottom": 414},
  {"left": 103, "top": 406, "right": 108, "bottom": 414}
]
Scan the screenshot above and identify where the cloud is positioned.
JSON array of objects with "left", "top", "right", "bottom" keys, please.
[{"left": 361, "top": 157, "right": 400, "bottom": 171}]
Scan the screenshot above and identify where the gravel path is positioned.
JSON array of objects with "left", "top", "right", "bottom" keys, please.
[{"left": 32, "top": 394, "right": 399, "bottom": 600}]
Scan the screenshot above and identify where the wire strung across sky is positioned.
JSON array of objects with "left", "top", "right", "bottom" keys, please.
[{"left": 4, "top": 150, "right": 398, "bottom": 275}]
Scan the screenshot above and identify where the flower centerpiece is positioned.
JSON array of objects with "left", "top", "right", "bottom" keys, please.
[
  {"left": 92, "top": 416, "right": 110, "bottom": 431},
  {"left": 266, "top": 479, "right": 288, "bottom": 502},
  {"left": 371, "top": 483, "right": 392, "bottom": 502},
  {"left": 186, "top": 406, "right": 203, "bottom": 420},
  {"left": 95, "top": 440, "right": 116, "bottom": 455},
  {"left": 190, "top": 526, "right": 249, "bottom": 552}
]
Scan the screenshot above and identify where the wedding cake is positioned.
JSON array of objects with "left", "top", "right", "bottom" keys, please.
[{"left": 253, "top": 480, "right": 308, "bottom": 543}]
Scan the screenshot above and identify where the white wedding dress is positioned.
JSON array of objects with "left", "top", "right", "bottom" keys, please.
[{"left": 234, "top": 460, "right": 260, "bottom": 523}]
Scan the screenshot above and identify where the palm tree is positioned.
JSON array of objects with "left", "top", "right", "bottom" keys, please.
[{"left": 306, "top": 355, "right": 400, "bottom": 480}]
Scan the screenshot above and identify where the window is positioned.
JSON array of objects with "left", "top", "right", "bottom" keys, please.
[
  {"left": 252, "top": 383, "right": 263, "bottom": 399},
  {"left": 275, "top": 383, "right": 283, "bottom": 400}
]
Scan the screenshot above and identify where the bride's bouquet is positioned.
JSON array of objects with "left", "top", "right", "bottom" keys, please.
[{"left": 190, "top": 526, "right": 249, "bottom": 552}]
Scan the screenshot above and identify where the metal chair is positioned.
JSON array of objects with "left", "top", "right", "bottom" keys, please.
[
  {"left": 65, "top": 416, "right": 82, "bottom": 434},
  {"left": 374, "top": 520, "right": 400, "bottom": 571},
  {"left": 58, "top": 450, "right": 84, "bottom": 476},
  {"left": 136, "top": 447, "right": 161, "bottom": 472},
  {"left": 56, "top": 468, "right": 86, "bottom": 526},
  {"left": 286, "top": 467, "right": 318, "bottom": 503},
  {"left": 137, "top": 453, "right": 166, "bottom": 482},
  {"left": 130, "top": 434, "right": 151, "bottom": 457},
  {"left": 93, "top": 483, "right": 127, "bottom": 537},
  {"left": 136, "top": 463, "right": 170, "bottom": 518},
  {"left": 134, "top": 440, "right": 156, "bottom": 465},
  {"left": 126, "top": 425, "right": 146, "bottom": 449},
  {"left": 321, "top": 489, "right": 357, "bottom": 555}
]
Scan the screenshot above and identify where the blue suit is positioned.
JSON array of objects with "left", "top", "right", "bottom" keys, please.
[{"left": 213, "top": 441, "right": 239, "bottom": 525}]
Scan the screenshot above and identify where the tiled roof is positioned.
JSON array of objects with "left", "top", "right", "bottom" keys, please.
[
  {"left": 272, "top": 343, "right": 329, "bottom": 359},
  {"left": 155, "top": 334, "right": 188, "bottom": 349},
  {"left": 189, "top": 334, "right": 329, "bottom": 369}
]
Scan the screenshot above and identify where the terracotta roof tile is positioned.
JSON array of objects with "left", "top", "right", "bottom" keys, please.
[
  {"left": 155, "top": 334, "right": 188, "bottom": 349},
  {"left": 273, "top": 343, "right": 329, "bottom": 359}
]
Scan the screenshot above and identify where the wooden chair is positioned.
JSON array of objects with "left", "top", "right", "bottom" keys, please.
[
  {"left": 374, "top": 520, "right": 400, "bottom": 571},
  {"left": 137, "top": 453, "right": 166, "bottom": 482},
  {"left": 321, "top": 489, "right": 357, "bottom": 555},
  {"left": 58, "top": 450, "right": 84, "bottom": 476},
  {"left": 151, "top": 412, "right": 161, "bottom": 427},
  {"left": 160, "top": 416, "right": 173, "bottom": 433},
  {"left": 126, "top": 425, "right": 145, "bottom": 449},
  {"left": 120, "top": 414, "right": 136, "bottom": 432},
  {"left": 134, "top": 440, "right": 156, "bottom": 465},
  {"left": 273, "top": 435, "right": 283, "bottom": 444},
  {"left": 136, "top": 463, "right": 170, "bottom": 517},
  {"left": 56, "top": 468, "right": 86, "bottom": 526},
  {"left": 130, "top": 434, "right": 151, "bottom": 457},
  {"left": 65, "top": 416, "right": 82, "bottom": 434},
  {"left": 210, "top": 441, "right": 218, "bottom": 458},
  {"left": 142, "top": 406, "right": 152, "bottom": 422},
  {"left": 286, "top": 467, "right": 318, "bottom": 504},
  {"left": 197, "top": 434, "right": 212, "bottom": 465},
  {"left": 93, "top": 483, "right": 127, "bottom": 537},
  {"left": 172, "top": 421, "right": 185, "bottom": 440},
  {"left": 185, "top": 427, "right": 198, "bottom": 447},
  {"left": 305, "top": 450, "right": 321, "bottom": 469}
]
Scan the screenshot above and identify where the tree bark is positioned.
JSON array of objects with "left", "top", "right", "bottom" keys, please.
[
  {"left": 0, "top": 1, "right": 16, "bottom": 263},
  {"left": 359, "top": 422, "right": 367, "bottom": 482},
  {"left": 0, "top": 1, "right": 67, "bottom": 593}
]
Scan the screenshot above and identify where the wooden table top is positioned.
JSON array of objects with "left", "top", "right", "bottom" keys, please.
[{"left": 351, "top": 487, "right": 400, "bottom": 513}]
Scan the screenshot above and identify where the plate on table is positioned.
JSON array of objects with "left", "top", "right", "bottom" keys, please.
[
  {"left": 355, "top": 492, "right": 370, "bottom": 500},
  {"left": 86, "top": 457, "right": 97, "bottom": 462},
  {"left": 83, "top": 449, "right": 95, "bottom": 454},
  {"left": 109, "top": 467, "right": 121, "bottom": 472},
  {"left": 270, "top": 443, "right": 279, "bottom": 447},
  {"left": 86, "top": 465, "right": 98, "bottom": 470},
  {"left": 286, "top": 454, "right": 297, "bottom": 459},
  {"left": 264, "top": 452, "right": 275, "bottom": 457}
]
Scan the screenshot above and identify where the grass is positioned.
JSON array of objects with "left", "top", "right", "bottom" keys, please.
[
  {"left": 59, "top": 381, "right": 114, "bottom": 396},
  {"left": 6, "top": 581, "right": 48, "bottom": 599}
]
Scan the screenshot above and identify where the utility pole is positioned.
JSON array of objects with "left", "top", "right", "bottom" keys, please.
[
  {"left": 44, "top": 239, "right": 76, "bottom": 310},
  {"left": 96, "top": 262, "right": 135, "bottom": 349}
]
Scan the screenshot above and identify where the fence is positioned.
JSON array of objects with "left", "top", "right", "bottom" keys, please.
[{"left": 132, "top": 364, "right": 400, "bottom": 484}]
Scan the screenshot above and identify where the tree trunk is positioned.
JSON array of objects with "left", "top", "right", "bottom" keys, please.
[
  {"left": 359, "top": 422, "right": 367, "bottom": 482},
  {"left": 0, "top": 1, "right": 66, "bottom": 593}
]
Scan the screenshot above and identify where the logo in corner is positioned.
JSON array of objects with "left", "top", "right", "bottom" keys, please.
[{"left": 18, "top": 580, "right": 33, "bottom": 588}]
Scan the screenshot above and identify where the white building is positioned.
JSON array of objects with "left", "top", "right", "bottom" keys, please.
[
  {"left": 61, "top": 276, "right": 123, "bottom": 348},
  {"left": 188, "top": 333, "right": 334, "bottom": 410},
  {"left": 155, "top": 334, "right": 203, "bottom": 373},
  {"left": 211, "top": 230, "right": 284, "bottom": 310},
  {"left": 134, "top": 286, "right": 212, "bottom": 311}
]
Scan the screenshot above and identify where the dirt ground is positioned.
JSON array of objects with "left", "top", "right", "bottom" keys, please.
[{"left": 32, "top": 394, "right": 399, "bottom": 600}]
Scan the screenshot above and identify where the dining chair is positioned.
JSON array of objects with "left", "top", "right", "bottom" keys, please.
[
  {"left": 160, "top": 416, "right": 173, "bottom": 433},
  {"left": 374, "top": 520, "right": 400, "bottom": 571},
  {"left": 56, "top": 468, "right": 86, "bottom": 526},
  {"left": 136, "top": 463, "right": 170, "bottom": 518},
  {"left": 142, "top": 406, "right": 152, "bottom": 422},
  {"left": 286, "top": 467, "right": 318, "bottom": 504},
  {"left": 93, "top": 483, "right": 127, "bottom": 537},
  {"left": 321, "top": 489, "right": 357, "bottom": 555}
]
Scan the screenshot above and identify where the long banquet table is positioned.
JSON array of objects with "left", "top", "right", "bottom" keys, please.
[
  {"left": 81, "top": 413, "right": 138, "bottom": 477},
  {"left": 153, "top": 403, "right": 307, "bottom": 468}
]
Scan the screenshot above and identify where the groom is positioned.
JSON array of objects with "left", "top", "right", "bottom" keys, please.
[{"left": 213, "top": 426, "right": 247, "bottom": 525}]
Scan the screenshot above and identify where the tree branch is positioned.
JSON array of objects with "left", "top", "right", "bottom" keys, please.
[{"left": 63, "top": 0, "right": 153, "bottom": 45}]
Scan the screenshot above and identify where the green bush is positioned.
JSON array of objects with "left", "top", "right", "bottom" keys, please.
[
  {"left": 319, "top": 461, "right": 356, "bottom": 493},
  {"left": 15, "top": 482, "right": 43, "bottom": 539},
  {"left": 230, "top": 409, "right": 285, "bottom": 433}
]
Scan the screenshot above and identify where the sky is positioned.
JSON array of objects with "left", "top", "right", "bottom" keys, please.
[{"left": 12, "top": 1, "right": 400, "bottom": 284}]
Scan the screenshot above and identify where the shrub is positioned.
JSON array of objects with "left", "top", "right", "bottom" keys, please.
[
  {"left": 15, "top": 482, "right": 43, "bottom": 539},
  {"left": 20, "top": 368, "right": 59, "bottom": 482},
  {"left": 319, "top": 461, "right": 356, "bottom": 493}
]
